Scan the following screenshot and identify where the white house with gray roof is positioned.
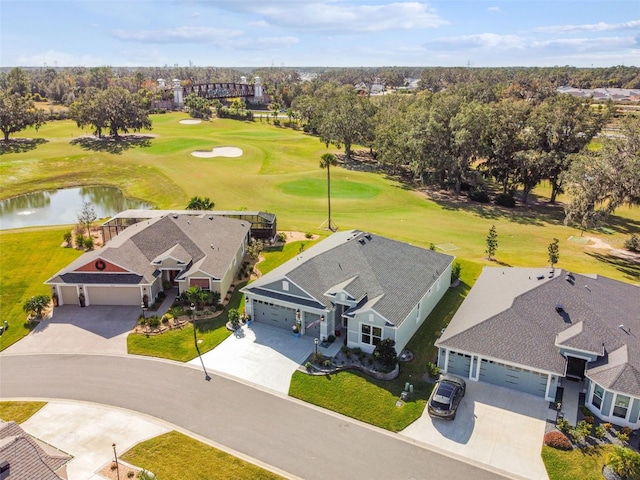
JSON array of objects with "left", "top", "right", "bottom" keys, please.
[
  {"left": 242, "top": 230, "right": 454, "bottom": 354},
  {"left": 436, "top": 267, "right": 640, "bottom": 428},
  {"left": 46, "top": 213, "right": 250, "bottom": 307}
]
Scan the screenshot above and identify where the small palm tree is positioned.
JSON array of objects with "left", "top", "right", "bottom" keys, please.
[
  {"left": 319, "top": 153, "right": 338, "bottom": 231},
  {"left": 185, "top": 196, "right": 214, "bottom": 210},
  {"left": 185, "top": 286, "right": 208, "bottom": 310},
  {"left": 23, "top": 295, "right": 51, "bottom": 320}
]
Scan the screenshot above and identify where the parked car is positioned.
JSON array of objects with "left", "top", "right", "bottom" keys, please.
[{"left": 427, "top": 374, "right": 466, "bottom": 420}]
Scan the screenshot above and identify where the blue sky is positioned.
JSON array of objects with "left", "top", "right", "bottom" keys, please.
[{"left": 1, "top": 0, "right": 638, "bottom": 68}]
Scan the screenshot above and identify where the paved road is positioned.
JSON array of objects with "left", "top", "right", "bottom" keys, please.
[{"left": 0, "top": 354, "right": 510, "bottom": 480}]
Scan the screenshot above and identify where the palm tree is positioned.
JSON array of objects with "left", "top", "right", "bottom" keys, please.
[
  {"left": 185, "top": 196, "right": 214, "bottom": 210},
  {"left": 319, "top": 153, "right": 338, "bottom": 231},
  {"left": 23, "top": 295, "right": 51, "bottom": 320},
  {"left": 185, "top": 286, "right": 208, "bottom": 310}
]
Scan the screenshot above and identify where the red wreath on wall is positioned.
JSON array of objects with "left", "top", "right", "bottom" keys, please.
[{"left": 95, "top": 259, "right": 106, "bottom": 271}]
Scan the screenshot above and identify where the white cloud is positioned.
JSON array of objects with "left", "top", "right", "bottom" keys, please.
[
  {"left": 487, "top": 7, "right": 501, "bottom": 13},
  {"left": 249, "top": 20, "right": 269, "bottom": 28},
  {"left": 204, "top": 1, "right": 447, "bottom": 33},
  {"left": 534, "top": 19, "right": 640, "bottom": 34},
  {"left": 111, "top": 26, "right": 244, "bottom": 44},
  {"left": 190, "top": 12, "right": 201, "bottom": 18},
  {"left": 234, "top": 36, "right": 301, "bottom": 50},
  {"left": 425, "top": 33, "right": 526, "bottom": 50}
]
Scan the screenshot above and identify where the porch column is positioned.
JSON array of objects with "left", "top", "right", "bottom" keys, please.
[
  {"left": 545, "top": 374, "right": 555, "bottom": 402},
  {"left": 443, "top": 349, "right": 450, "bottom": 373},
  {"left": 320, "top": 315, "right": 328, "bottom": 341},
  {"left": 299, "top": 310, "right": 305, "bottom": 335}
]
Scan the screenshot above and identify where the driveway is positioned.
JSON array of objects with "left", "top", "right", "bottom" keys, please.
[
  {"left": 3, "top": 305, "right": 139, "bottom": 355},
  {"left": 20, "top": 401, "right": 170, "bottom": 480},
  {"left": 401, "top": 381, "right": 550, "bottom": 480},
  {"left": 189, "top": 323, "right": 318, "bottom": 394}
]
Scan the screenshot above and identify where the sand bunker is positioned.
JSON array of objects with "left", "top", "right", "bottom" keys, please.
[
  {"left": 179, "top": 119, "right": 202, "bottom": 125},
  {"left": 191, "top": 146, "right": 243, "bottom": 158}
]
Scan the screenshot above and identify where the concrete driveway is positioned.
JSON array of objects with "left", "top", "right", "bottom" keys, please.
[
  {"left": 190, "top": 322, "right": 315, "bottom": 394},
  {"left": 401, "top": 381, "right": 550, "bottom": 480},
  {"left": 3, "top": 305, "right": 139, "bottom": 355},
  {"left": 20, "top": 401, "right": 170, "bottom": 480}
]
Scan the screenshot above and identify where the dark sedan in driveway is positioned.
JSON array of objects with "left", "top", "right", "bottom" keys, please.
[{"left": 427, "top": 374, "right": 466, "bottom": 420}]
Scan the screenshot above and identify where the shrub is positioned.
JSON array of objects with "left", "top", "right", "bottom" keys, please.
[
  {"left": 468, "top": 187, "right": 490, "bottom": 203},
  {"left": 148, "top": 316, "right": 161, "bottom": 328},
  {"left": 324, "top": 360, "right": 331, "bottom": 368},
  {"left": 162, "top": 280, "right": 174, "bottom": 290},
  {"left": 557, "top": 418, "right": 570, "bottom": 432},
  {"left": 75, "top": 233, "right": 85, "bottom": 249},
  {"left": 311, "top": 352, "right": 324, "bottom": 364},
  {"left": 583, "top": 415, "right": 594, "bottom": 424},
  {"left": 327, "top": 334, "right": 336, "bottom": 343},
  {"left": 83, "top": 236, "right": 94, "bottom": 250},
  {"left": 373, "top": 338, "right": 398, "bottom": 368},
  {"left": 571, "top": 420, "right": 593, "bottom": 444},
  {"left": 169, "top": 306, "right": 183, "bottom": 318},
  {"left": 495, "top": 193, "right": 516, "bottom": 208},
  {"left": 305, "top": 361, "right": 312, "bottom": 371},
  {"left": 621, "top": 426, "right": 633, "bottom": 435},
  {"left": 305, "top": 232, "right": 314, "bottom": 239},
  {"left": 451, "top": 262, "right": 461, "bottom": 283},
  {"left": 63, "top": 231, "right": 72, "bottom": 247},
  {"left": 624, "top": 234, "right": 640, "bottom": 252},
  {"left": 594, "top": 425, "right": 607, "bottom": 439},
  {"left": 276, "top": 232, "right": 287, "bottom": 243},
  {"left": 544, "top": 430, "right": 573, "bottom": 450},
  {"left": 340, "top": 345, "right": 349, "bottom": 354},
  {"left": 426, "top": 361, "right": 440, "bottom": 378},
  {"left": 352, "top": 347, "right": 362, "bottom": 355},
  {"left": 157, "top": 291, "right": 166, "bottom": 299},
  {"left": 608, "top": 446, "right": 640, "bottom": 479}
]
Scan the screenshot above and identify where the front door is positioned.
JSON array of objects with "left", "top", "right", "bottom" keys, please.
[{"left": 566, "top": 356, "right": 587, "bottom": 380}]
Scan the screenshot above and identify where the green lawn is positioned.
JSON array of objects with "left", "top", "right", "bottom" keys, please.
[
  {"left": 121, "top": 430, "right": 284, "bottom": 480},
  {"left": 542, "top": 445, "right": 613, "bottom": 480},
  {"left": 127, "top": 282, "right": 246, "bottom": 361},
  {"left": 288, "top": 259, "right": 482, "bottom": 431},
  {"left": 0, "top": 227, "right": 82, "bottom": 350},
  {"left": 0, "top": 401, "right": 47, "bottom": 423}
]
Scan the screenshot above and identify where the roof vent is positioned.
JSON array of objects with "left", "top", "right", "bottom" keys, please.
[
  {"left": 173, "top": 214, "right": 178, "bottom": 219},
  {"left": 549, "top": 270, "right": 555, "bottom": 278},
  {"left": 358, "top": 238, "right": 366, "bottom": 245},
  {"left": 620, "top": 324, "right": 630, "bottom": 335},
  {"left": 555, "top": 304, "right": 564, "bottom": 313},
  {"left": 211, "top": 244, "right": 214, "bottom": 249},
  {"left": 240, "top": 223, "right": 245, "bottom": 227},
  {"left": 536, "top": 275, "right": 544, "bottom": 280},
  {"left": 365, "top": 234, "right": 372, "bottom": 240},
  {"left": 209, "top": 215, "right": 213, "bottom": 220}
]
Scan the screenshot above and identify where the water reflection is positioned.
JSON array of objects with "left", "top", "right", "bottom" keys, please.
[{"left": 0, "top": 187, "right": 150, "bottom": 229}]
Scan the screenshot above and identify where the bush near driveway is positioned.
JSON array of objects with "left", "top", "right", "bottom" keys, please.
[{"left": 544, "top": 431, "right": 573, "bottom": 451}]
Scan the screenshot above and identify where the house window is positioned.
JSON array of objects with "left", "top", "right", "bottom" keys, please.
[
  {"left": 282, "top": 281, "right": 289, "bottom": 291},
  {"left": 361, "top": 324, "right": 382, "bottom": 346},
  {"left": 613, "top": 394, "right": 630, "bottom": 419},
  {"left": 592, "top": 384, "right": 604, "bottom": 410}
]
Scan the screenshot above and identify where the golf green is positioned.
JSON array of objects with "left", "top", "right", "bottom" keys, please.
[{"left": 279, "top": 179, "right": 382, "bottom": 199}]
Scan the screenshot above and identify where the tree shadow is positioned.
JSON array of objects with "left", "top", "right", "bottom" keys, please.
[
  {"left": 584, "top": 251, "right": 640, "bottom": 282},
  {"left": 70, "top": 135, "right": 153, "bottom": 155},
  {"left": 0, "top": 138, "right": 48, "bottom": 155}
]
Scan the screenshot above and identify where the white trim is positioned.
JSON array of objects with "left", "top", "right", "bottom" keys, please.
[
  {"left": 443, "top": 349, "right": 450, "bottom": 373},
  {"left": 545, "top": 375, "right": 555, "bottom": 402}
]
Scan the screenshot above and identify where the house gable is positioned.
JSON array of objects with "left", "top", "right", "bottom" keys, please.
[
  {"left": 74, "top": 258, "right": 130, "bottom": 273},
  {"left": 256, "top": 277, "right": 316, "bottom": 301}
]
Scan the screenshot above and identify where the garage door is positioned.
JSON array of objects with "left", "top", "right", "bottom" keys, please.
[
  {"left": 479, "top": 359, "right": 548, "bottom": 397},
  {"left": 60, "top": 286, "right": 78, "bottom": 306},
  {"left": 87, "top": 286, "right": 141, "bottom": 306},
  {"left": 447, "top": 351, "right": 472, "bottom": 377},
  {"left": 253, "top": 300, "right": 296, "bottom": 330}
]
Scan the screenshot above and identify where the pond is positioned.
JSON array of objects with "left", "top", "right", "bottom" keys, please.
[{"left": 0, "top": 186, "right": 151, "bottom": 230}]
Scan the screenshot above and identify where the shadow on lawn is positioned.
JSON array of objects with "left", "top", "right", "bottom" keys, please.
[
  {"left": 584, "top": 251, "right": 640, "bottom": 282},
  {"left": 0, "top": 138, "right": 48, "bottom": 154},
  {"left": 70, "top": 135, "right": 153, "bottom": 154}
]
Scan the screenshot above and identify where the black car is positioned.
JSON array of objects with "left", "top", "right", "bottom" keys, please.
[{"left": 427, "top": 374, "right": 466, "bottom": 420}]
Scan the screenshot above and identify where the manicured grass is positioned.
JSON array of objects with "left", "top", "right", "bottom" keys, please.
[
  {"left": 279, "top": 178, "right": 382, "bottom": 199},
  {"left": 288, "top": 259, "right": 482, "bottom": 431},
  {"left": 127, "top": 282, "right": 247, "bottom": 361},
  {"left": 259, "top": 239, "right": 322, "bottom": 275},
  {"left": 2, "top": 113, "right": 639, "bottom": 283},
  {"left": 0, "top": 226, "right": 82, "bottom": 350},
  {"left": 121, "top": 430, "right": 284, "bottom": 480},
  {"left": 542, "top": 445, "right": 613, "bottom": 480},
  {"left": 0, "top": 401, "right": 47, "bottom": 423}
]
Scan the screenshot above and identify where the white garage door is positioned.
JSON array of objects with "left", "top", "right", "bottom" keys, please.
[
  {"left": 60, "top": 286, "right": 78, "bottom": 306},
  {"left": 479, "top": 359, "right": 548, "bottom": 397},
  {"left": 87, "top": 286, "right": 141, "bottom": 306},
  {"left": 447, "top": 351, "right": 472, "bottom": 377},
  {"left": 253, "top": 300, "right": 296, "bottom": 330}
]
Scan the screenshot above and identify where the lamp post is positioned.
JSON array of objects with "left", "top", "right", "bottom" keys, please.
[
  {"left": 112, "top": 443, "right": 120, "bottom": 480},
  {"left": 314, "top": 337, "right": 319, "bottom": 355},
  {"left": 190, "top": 302, "right": 196, "bottom": 344}
]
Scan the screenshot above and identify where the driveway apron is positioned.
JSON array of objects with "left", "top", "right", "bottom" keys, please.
[
  {"left": 401, "top": 381, "right": 549, "bottom": 480},
  {"left": 189, "top": 323, "right": 313, "bottom": 394}
]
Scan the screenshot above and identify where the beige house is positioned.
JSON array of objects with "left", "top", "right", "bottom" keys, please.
[{"left": 46, "top": 213, "right": 250, "bottom": 307}]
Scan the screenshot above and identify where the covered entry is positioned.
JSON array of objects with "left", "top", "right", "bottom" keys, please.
[
  {"left": 479, "top": 359, "right": 548, "bottom": 397},
  {"left": 253, "top": 300, "right": 296, "bottom": 330}
]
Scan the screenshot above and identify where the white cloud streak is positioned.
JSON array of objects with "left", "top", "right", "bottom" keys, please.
[{"left": 534, "top": 19, "right": 640, "bottom": 34}]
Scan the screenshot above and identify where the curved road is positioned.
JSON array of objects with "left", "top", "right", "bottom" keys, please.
[{"left": 0, "top": 354, "right": 509, "bottom": 480}]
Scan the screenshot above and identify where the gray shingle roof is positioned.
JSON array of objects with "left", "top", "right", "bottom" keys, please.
[
  {"left": 245, "top": 230, "right": 454, "bottom": 326},
  {"left": 0, "top": 421, "right": 70, "bottom": 480},
  {"left": 437, "top": 267, "right": 640, "bottom": 395},
  {"left": 46, "top": 214, "right": 249, "bottom": 286}
]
